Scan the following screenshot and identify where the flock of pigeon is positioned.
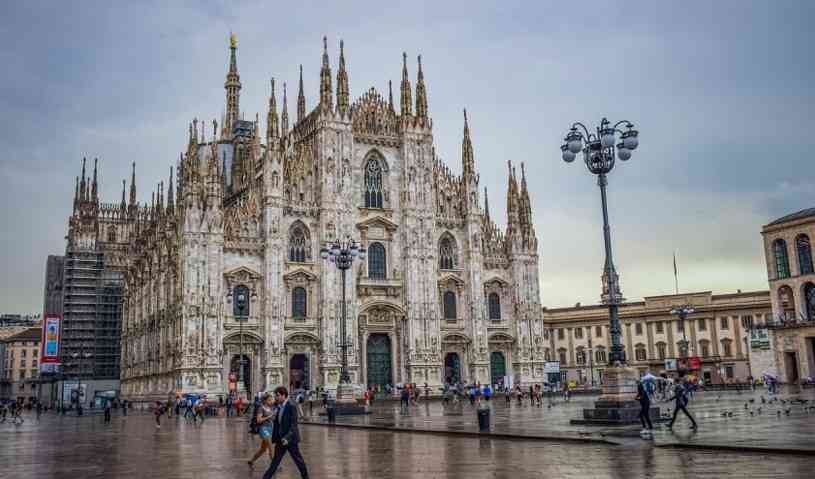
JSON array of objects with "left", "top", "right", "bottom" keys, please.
[{"left": 714, "top": 395, "right": 815, "bottom": 418}]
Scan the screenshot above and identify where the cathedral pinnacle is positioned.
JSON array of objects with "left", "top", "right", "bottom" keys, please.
[
  {"left": 281, "top": 82, "right": 289, "bottom": 135},
  {"left": 506, "top": 160, "right": 520, "bottom": 230},
  {"left": 415, "top": 54, "right": 428, "bottom": 119},
  {"left": 73, "top": 176, "right": 79, "bottom": 213},
  {"left": 320, "top": 37, "right": 333, "bottom": 111},
  {"left": 224, "top": 32, "right": 242, "bottom": 137},
  {"left": 267, "top": 78, "right": 279, "bottom": 142},
  {"left": 80, "top": 157, "right": 87, "bottom": 202},
  {"left": 120, "top": 179, "right": 126, "bottom": 210},
  {"left": 400, "top": 52, "right": 412, "bottom": 117},
  {"left": 462, "top": 109, "right": 474, "bottom": 178},
  {"left": 167, "top": 166, "right": 175, "bottom": 214},
  {"left": 388, "top": 80, "right": 394, "bottom": 112},
  {"left": 91, "top": 157, "right": 98, "bottom": 203},
  {"left": 129, "top": 162, "right": 137, "bottom": 207},
  {"left": 336, "top": 39, "right": 349, "bottom": 114},
  {"left": 484, "top": 187, "right": 490, "bottom": 220},
  {"left": 297, "top": 64, "right": 306, "bottom": 123}
]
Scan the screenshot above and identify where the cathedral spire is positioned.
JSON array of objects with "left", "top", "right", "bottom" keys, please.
[
  {"left": 506, "top": 160, "right": 520, "bottom": 230},
  {"left": 462, "top": 109, "right": 474, "bottom": 178},
  {"left": 73, "top": 176, "right": 79, "bottom": 213},
  {"left": 319, "top": 36, "right": 333, "bottom": 111},
  {"left": 167, "top": 166, "right": 175, "bottom": 214},
  {"left": 336, "top": 39, "right": 349, "bottom": 114},
  {"left": 91, "top": 158, "right": 98, "bottom": 203},
  {"left": 129, "top": 162, "right": 137, "bottom": 207},
  {"left": 388, "top": 80, "right": 394, "bottom": 112},
  {"left": 120, "top": 179, "right": 126, "bottom": 210},
  {"left": 415, "top": 55, "right": 428, "bottom": 119},
  {"left": 484, "top": 186, "right": 490, "bottom": 220},
  {"left": 400, "top": 52, "right": 412, "bottom": 117},
  {"left": 79, "top": 157, "right": 87, "bottom": 203},
  {"left": 224, "top": 33, "right": 242, "bottom": 136},
  {"left": 267, "top": 78, "right": 279, "bottom": 143},
  {"left": 297, "top": 64, "right": 306, "bottom": 123},
  {"left": 281, "top": 82, "right": 289, "bottom": 136}
]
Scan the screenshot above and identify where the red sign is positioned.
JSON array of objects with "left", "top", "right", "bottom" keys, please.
[{"left": 688, "top": 356, "right": 701, "bottom": 370}]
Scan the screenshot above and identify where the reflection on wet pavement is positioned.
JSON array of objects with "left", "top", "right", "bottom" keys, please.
[{"left": 1, "top": 401, "right": 814, "bottom": 479}]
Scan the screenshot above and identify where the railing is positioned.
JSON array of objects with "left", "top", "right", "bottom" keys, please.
[{"left": 751, "top": 313, "right": 814, "bottom": 330}]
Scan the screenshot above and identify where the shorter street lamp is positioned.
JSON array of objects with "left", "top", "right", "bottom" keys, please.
[
  {"left": 227, "top": 287, "right": 257, "bottom": 397},
  {"left": 670, "top": 305, "right": 695, "bottom": 362},
  {"left": 320, "top": 238, "right": 365, "bottom": 386},
  {"left": 70, "top": 347, "right": 92, "bottom": 415}
]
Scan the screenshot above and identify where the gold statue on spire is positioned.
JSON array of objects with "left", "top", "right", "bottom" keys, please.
[{"left": 230, "top": 32, "right": 237, "bottom": 49}]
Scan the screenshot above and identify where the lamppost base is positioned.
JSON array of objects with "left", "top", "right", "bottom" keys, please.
[
  {"left": 570, "top": 365, "right": 660, "bottom": 425},
  {"left": 328, "top": 382, "right": 368, "bottom": 416}
]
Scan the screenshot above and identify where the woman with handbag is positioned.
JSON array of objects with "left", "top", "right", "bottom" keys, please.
[{"left": 248, "top": 393, "right": 277, "bottom": 468}]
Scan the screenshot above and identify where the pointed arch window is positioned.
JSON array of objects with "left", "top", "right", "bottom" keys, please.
[
  {"left": 443, "top": 291, "right": 457, "bottom": 319},
  {"left": 292, "top": 287, "right": 307, "bottom": 320},
  {"left": 774, "top": 238, "right": 790, "bottom": 279},
  {"left": 364, "top": 157, "right": 384, "bottom": 208},
  {"left": 796, "top": 234, "right": 813, "bottom": 275},
  {"left": 488, "top": 293, "right": 501, "bottom": 320},
  {"left": 289, "top": 223, "right": 310, "bottom": 263},
  {"left": 439, "top": 235, "right": 456, "bottom": 270},
  {"left": 368, "top": 242, "right": 386, "bottom": 279}
]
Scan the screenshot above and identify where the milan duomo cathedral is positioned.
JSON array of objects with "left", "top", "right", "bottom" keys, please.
[{"left": 67, "top": 35, "right": 544, "bottom": 401}]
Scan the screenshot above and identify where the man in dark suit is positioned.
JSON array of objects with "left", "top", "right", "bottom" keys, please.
[{"left": 263, "top": 386, "right": 309, "bottom": 479}]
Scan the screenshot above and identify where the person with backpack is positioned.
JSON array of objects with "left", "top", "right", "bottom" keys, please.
[
  {"left": 248, "top": 393, "right": 277, "bottom": 468},
  {"left": 666, "top": 377, "right": 697, "bottom": 430}
]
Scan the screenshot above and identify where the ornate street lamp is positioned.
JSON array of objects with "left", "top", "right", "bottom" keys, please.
[
  {"left": 563, "top": 118, "right": 648, "bottom": 425},
  {"left": 70, "top": 346, "right": 92, "bottom": 415},
  {"left": 562, "top": 118, "right": 638, "bottom": 365},
  {"left": 320, "top": 237, "right": 365, "bottom": 386}
]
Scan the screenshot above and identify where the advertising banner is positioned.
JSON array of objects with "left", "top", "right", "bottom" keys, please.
[
  {"left": 664, "top": 359, "right": 677, "bottom": 371},
  {"left": 688, "top": 356, "right": 702, "bottom": 370},
  {"left": 41, "top": 315, "right": 61, "bottom": 364}
]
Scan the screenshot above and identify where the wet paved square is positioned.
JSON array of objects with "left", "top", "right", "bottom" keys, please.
[{"left": 1, "top": 388, "right": 814, "bottom": 478}]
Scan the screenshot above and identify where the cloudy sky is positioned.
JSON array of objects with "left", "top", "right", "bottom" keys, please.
[{"left": 1, "top": 1, "right": 813, "bottom": 313}]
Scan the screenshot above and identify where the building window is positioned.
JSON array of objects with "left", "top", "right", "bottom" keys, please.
[
  {"left": 635, "top": 323, "right": 643, "bottom": 335},
  {"left": 20, "top": 359, "right": 26, "bottom": 367},
  {"left": 232, "top": 285, "right": 250, "bottom": 318},
  {"left": 439, "top": 234, "right": 457, "bottom": 270},
  {"left": 773, "top": 238, "right": 791, "bottom": 279},
  {"left": 697, "top": 319, "right": 706, "bottom": 331},
  {"left": 19, "top": 370, "right": 25, "bottom": 380},
  {"left": 363, "top": 156, "right": 385, "bottom": 208},
  {"left": 700, "top": 341, "right": 710, "bottom": 358},
  {"left": 655, "top": 322, "right": 664, "bottom": 334},
  {"left": 595, "top": 326, "right": 602, "bottom": 338},
  {"left": 443, "top": 291, "right": 457, "bottom": 319},
  {"left": 725, "top": 365, "right": 734, "bottom": 379},
  {"left": 33, "top": 349, "right": 38, "bottom": 357},
  {"left": 574, "top": 327, "right": 583, "bottom": 339},
  {"left": 367, "top": 242, "right": 386, "bottom": 279},
  {"left": 21, "top": 350, "right": 26, "bottom": 358},
  {"left": 656, "top": 342, "right": 667, "bottom": 360},
  {"left": 107, "top": 227, "right": 116, "bottom": 243},
  {"left": 596, "top": 347, "right": 607, "bottom": 363},
  {"left": 576, "top": 348, "right": 586, "bottom": 365},
  {"left": 677, "top": 342, "right": 688, "bottom": 358},
  {"left": 487, "top": 293, "right": 501, "bottom": 320},
  {"left": 543, "top": 329, "right": 549, "bottom": 340},
  {"left": 558, "top": 349, "right": 567, "bottom": 365},
  {"left": 635, "top": 344, "right": 646, "bottom": 361},
  {"left": 806, "top": 282, "right": 815, "bottom": 319},
  {"left": 740, "top": 316, "right": 753, "bottom": 329},
  {"left": 32, "top": 359, "right": 37, "bottom": 368},
  {"left": 720, "top": 317, "right": 729, "bottom": 330},
  {"left": 557, "top": 329, "right": 565, "bottom": 340},
  {"left": 677, "top": 320, "right": 685, "bottom": 333},
  {"left": 797, "top": 234, "right": 813, "bottom": 275},
  {"left": 292, "top": 287, "right": 307, "bottom": 319},
  {"left": 544, "top": 349, "right": 551, "bottom": 361},
  {"left": 288, "top": 223, "right": 310, "bottom": 263},
  {"left": 721, "top": 339, "right": 732, "bottom": 357}
]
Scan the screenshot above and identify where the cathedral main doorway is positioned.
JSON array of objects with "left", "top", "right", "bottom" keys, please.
[
  {"left": 490, "top": 351, "right": 506, "bottom": 387},
  {"left": 366, "top": 334, "right": 392, "bottom": 387},
  {"left": 444, "top": 353, "right": 461, "bottom": 384},
  {"left": 289, "top": 354, "right": 310, "bottom": 390},
  {"left": 230, "top": 354, "right": 251, "bottom": 394}
]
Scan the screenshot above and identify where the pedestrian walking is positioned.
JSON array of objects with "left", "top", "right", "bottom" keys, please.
[
  {"left": 636, "top": 380, "right": 654, "bottom": 437},
  {"left": 104, "top": 400, "right": 112, "bottom": 423},
  {"left": 400, "top": 386, "right": 410, "bottom": 411},
  {"left": 36, "top": 402, "right": 43, "bottom": 420},
  {"left": 248, "top": 393, "right": 277, "bottom": 468},
  {"left": 154, "top": 401, "right": 163, "bottom": 428},
  {"left": 122, "top": 399, "right": 128, "bottom": 416},
  {"left": 262, "top": 386, "right": 309, "bottom": 479},
  {"left": 666, "top": 379, "right": 697, "bottom": 430}
]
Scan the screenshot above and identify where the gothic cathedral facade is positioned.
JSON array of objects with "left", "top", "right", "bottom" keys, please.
[{"left": 106, "top": 36, "right": 544, "bottom": 400}]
